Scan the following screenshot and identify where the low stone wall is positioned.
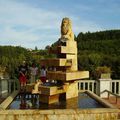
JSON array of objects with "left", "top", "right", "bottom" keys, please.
[
  {"left": 0, "top": 91, "right": 119, "bottom": 120},
  {"left": 0, "top": 109, "right": 119, "bottom": 120},
  {"left": 0, "top": 90, "right": 19, "bottom": 109},
  {"left": 86, "top": 90, "right": 116, "bottom": 108}
]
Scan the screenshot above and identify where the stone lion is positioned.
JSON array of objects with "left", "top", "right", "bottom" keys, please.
[{"left": 60, "top": 17, "right": 74, "bottom": 41}]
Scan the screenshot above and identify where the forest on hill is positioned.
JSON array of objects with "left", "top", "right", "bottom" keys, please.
[
  {"left": 0, "top": 29, "right": 120, "bottom": 79},
  {"left": 0, "top": 46, "right": 53, "bottom": 78},
  {"left": 77, "top": 30, "right": 120, "bottom": 79},
  {"left": 0, "top": 46, "right": 32, "bottom": 78}
]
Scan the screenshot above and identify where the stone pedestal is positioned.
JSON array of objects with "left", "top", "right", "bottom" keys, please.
[
  {"left": 99, "top": 78, "right": 111, "bottom": 98},
  {"left": 98, "top": 73, "right": 111, "bottom": 98}
]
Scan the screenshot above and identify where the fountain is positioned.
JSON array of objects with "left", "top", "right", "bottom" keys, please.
[
  {"left": 39, "top": 17, "right": 89, "bottom": 104},
  {"left": 0, "top": 18, "right": 119, "bottom": 120}
]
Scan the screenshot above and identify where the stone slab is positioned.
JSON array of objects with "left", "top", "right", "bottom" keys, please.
[
  {"left": 58, "top": 45, "right": 77, "bottom": 54},
  {"left": 49, "top": 41, "right": 77, "bottom": 54},
  {"left": 40, "top": 58, "right": 72, "bottom": 67},
  {"left": 0, "top": 90, "right": 19, "bottom": 109},
  {"left": 60, "top": 40, "right": 77, "bottom": 54},
  {"left": 47, "top": 71, "right": 89, "bottom": 81}
]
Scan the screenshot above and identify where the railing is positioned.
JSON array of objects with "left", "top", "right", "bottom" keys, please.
[
  {"left": 0, "top": 78, "right": 20, "bottom": 97},
  {"left": 78, "top": 80, "right": 98, "bottom": 94},
  {"left": 1, "top": 78, "right": 120, "bottom": 97},
  {"left": 100, "top": 89, "right": 120, "bottom": 104},
  {"left": 78, "top": 79, "right": 120, "bottom": 96},
  {"left": 8, "top": 78, "right": 20, "bottom": 93},
  {"left": 111, "top": 80, "right": 120, "bottom": 95}
]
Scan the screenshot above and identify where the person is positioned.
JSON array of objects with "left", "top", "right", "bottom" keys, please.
[
  {"left": 18, "top": 61, "right": 28, "bottom": 91},
  {"left": 40, "top": 66, "right": 47, "bottom": 83},
  {"left": 30, "top": 63, "right": 38, "bottom": 83},
  {"left": 20, "top": 95, "right": 26, "bottom": 109}
]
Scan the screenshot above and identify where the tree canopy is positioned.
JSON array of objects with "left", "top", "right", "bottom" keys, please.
[{"left": 77, "top": 29, "right": 120, "bottom": 79}]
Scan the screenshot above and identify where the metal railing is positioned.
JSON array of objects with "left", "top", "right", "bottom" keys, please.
[{"left": 100, "top": 89, "right": 120, "bottom": 104}]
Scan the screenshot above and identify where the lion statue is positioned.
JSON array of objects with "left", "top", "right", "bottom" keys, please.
[{"left": 60, "top": 17, "right": 74, "bottom": 41}]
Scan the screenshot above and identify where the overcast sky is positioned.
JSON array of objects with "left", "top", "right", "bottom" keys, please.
[{"left": 0, "top": 0, "right": 120, "bottom": 49}]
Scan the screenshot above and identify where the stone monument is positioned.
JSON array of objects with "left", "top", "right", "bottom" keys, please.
[{"left": 39, "top": 17, "right": 89, "bottom": 104}]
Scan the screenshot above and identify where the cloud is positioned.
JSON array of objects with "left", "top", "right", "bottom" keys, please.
[{"left": 0, "top": 0, "right": 101, "bottom": 49}]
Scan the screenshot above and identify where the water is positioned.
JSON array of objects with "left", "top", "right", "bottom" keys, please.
[
  {"left": 8, "top": 92, "right": 105, "bottom": 109},
  {"left": 78, "top": 93, "right": 105, "bottom": 108}
]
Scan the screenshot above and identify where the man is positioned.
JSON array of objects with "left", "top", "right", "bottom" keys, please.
[{"left": 18, "top": 61, "right": 28, "bottom": 91}]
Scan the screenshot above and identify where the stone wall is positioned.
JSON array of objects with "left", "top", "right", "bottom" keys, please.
[{"left": 0, "top": 109, "right": 119, "bottom": 120}]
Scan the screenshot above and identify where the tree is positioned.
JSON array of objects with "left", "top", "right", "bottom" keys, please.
[
  {"left": 35, "top": 46, "right": 38, "bottom": 51},
  {"left": 95, "top": 66, "right": 111, "bottom": 79}
]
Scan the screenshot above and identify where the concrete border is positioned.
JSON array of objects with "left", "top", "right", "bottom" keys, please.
[
  {"left": 0, "top": 90, "right": 19, "bottom": 109},
  {"left": 0, "top": 91, "right": 119, "bottom": 119},
  {"left": 0, "top": 109, "right": 119, "bottom": 120},
  {"left": 85, "top": 90, "right": 116, "bottom": 108}
]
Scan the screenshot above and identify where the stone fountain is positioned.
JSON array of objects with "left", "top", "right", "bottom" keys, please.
[
  {"left": 0, "top": 18, "right": 119, "bottom": 120},
  {"left": 38, "top": 17, "right": 89, "bottom": 104}
]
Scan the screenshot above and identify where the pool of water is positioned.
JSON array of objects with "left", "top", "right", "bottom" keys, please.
[{"left": 8, "top": 92, "right": 106, "bottom": 110}]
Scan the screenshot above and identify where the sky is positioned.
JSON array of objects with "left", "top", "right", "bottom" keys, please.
[{"left": 0, "top": 0, "right": 120, "bottom": 49}]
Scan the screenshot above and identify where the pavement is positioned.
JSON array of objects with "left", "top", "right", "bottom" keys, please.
[{"left": 103, "top": 97, "right": 120, "bottom": 109}]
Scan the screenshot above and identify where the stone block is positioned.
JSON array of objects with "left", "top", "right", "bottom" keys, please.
[
  {"left": 65, "top": 82, "right": 78, "bottom": 99},
  {"left": 40, "top": 58, "right": 72, "bottom": 67},
  {"left": 58, "top": 46, "right": 77, "bottom": 54},
  {"left": 38, "top": 85, "right": 66, "bottom": 95},
  {"left": 56, "top": 40, "right": 77, "bottom": 54},
  {"left": 39, "top": 94, "right": 59, "bottom": 104},
  {"left": 47, "top": 71, "right": 89, "bottom": 81},
  {"left": 66, "top": 54, "right": 78, "bottom": 71}
]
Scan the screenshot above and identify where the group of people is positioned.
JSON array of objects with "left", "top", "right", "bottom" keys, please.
[{"left": 18, "top": 61, "right": 47, "bottom": 91}]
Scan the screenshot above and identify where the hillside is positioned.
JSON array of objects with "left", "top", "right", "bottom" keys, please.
[
  {"left": 0, "top": 46, "right": 33, "bottom": 78},
  {"left": 76, "top": 30, "right": 120, "bottom": 79}
]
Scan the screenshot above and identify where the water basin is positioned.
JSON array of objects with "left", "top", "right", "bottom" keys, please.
[{"left": 8, "top": 92, "right": 106, "bottom": 109}]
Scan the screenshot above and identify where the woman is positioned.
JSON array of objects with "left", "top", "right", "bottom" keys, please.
[{"left": 40, "top": 66, "right": 47, "bottom": 83}]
